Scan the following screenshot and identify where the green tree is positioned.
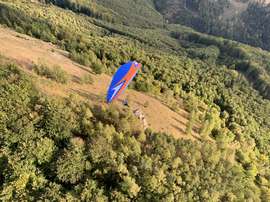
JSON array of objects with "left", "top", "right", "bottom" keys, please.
[{"left": 56, "top": 138, "right": 86, "bottom": 184}]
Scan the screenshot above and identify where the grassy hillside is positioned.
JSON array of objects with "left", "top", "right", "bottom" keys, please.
[
  {"left": 44, "top": 0, "right": 163, "bottom": 27},
  {"left": 0, "top": 26, "right": 191, "bottom": 138},
  {"left": 0, "top": 0, "right": 270, "bottom": 201},
  {"left": 97, "top": 0, "right": 163, "bottom": 27}
]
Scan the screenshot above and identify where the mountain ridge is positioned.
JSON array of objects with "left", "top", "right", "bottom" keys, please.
[{"left": 153, "top": 0, "right": 270, "bottom": 51}]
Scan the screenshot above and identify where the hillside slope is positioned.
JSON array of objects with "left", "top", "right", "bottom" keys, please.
[
  {"left": 0, "top": 26, "right": 193, "bottom": 139},
  {"left": 154, "top": 0, "right": 270, "bottom": 50},
  {"left": 0, "top": 0, "right": 270, "bottom": 201}
]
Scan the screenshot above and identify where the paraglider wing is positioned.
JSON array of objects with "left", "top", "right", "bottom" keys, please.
[{"left": 107, "top": 61, "right": 141, "bottom": 103}]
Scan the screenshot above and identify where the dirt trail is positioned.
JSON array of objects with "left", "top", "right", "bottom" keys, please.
[{"left": 0, "top": 26, "right": 195, "bottom": 139}]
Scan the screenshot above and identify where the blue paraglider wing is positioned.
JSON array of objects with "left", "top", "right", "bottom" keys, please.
[{"left": 107, "top": 61, "right": 141, "bottom": 103}]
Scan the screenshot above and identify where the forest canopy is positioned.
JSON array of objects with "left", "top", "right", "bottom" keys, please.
[
  {"left": 0, "top": 64, "right": 268, "bottom": 201},
  {"left": 0, "top": 0, "right": 270, "bottom": 201}
]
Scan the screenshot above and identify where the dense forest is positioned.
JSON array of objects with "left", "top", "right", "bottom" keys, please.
[
  {"left": 0, "top": 0, "right": 270, "bottom": 201},
  {"left": 154, "top": 0, "right": 270, "bottom": 51},
  {"left": 1, "top": 64, "right": 265, "bottom": 201}
]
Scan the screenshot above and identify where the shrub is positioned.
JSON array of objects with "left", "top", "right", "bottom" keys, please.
[
  {"left": 34, "top": 137, "right": 55, "bottom": 165},
  {"left": 92, "top": 62, "right": 103, "bottom": 74},
  {"left": 33, "top": 63, "right": 51, "bottom": 77},
  {"left": 33, "top": 63, "right": 69, "bottom": 84},
  {"left": 79, "top": 74, "right": 94, "bottom": 84},
  {"left": 70, "top": 51, "right": 91, "bottom": 67},
  {"left": 135, "top": 80, "right": 152, "bottom": 92},
  {"left": 143, "top": 101, "right": 149, "bottom": 108},
  {"left": 56, "top": 138, "right": 86, "bottom": 184},
  {"left": 50, "top": 65, "right": 69, "bottom": 84}
]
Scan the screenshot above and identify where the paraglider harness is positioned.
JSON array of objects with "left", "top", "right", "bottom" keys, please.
[{"left": 122, "top": 99, "right": 129, "bottom": 107}]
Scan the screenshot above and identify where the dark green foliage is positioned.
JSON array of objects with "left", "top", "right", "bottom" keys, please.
[
  {"left": 36, "top": 98, "right": 76, "bottom": 141},
  {"left": 187, "top": 45, "right": 220, "bottom": 63},
  {"left": 155, "top": 0, "right": 270, "bottom": 51},
  {"left": 1, "top": 65, "right": 267, "bottom": 201},
  {"left": 97, "top": 0, "right": 163, "bottom": 28},
  {"left": 92, "top": 61, "right": 103, "bottom": 74},
  {"left": 70, "top": 51, "right": 91, "bottom": 67},
  {"left": 44, "top": 0, "right": 116, "bottom": 23},
  {"left": 0, "top": 3, "right": 57, "bottom": 43},
  {"left": 56, "top": 137, "right": 87, "bottom": 184},
  {"left": 155, "top": 0, "right": 230, "bottom": 33},
  {"left": 238, "top": 2, "right": 270, "bottom": 50}
]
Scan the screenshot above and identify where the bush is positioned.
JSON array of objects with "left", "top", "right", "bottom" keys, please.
[
  {"left": 143, "top": 101, "right": 149, "bottom": 108},
  {"left": 134, "top": 79, "right": 153, "bottom": 93},
  {"left": 51, "top": 65, "right": 70, "bottom": 84},
  {"left": 33, "top": 63, "right": 69, "bottom": 84},
  {"left": 56, "top": 138, "right": 86, "bottom": 184},
  {"left": 33, "top": 63, "right": 51, "bottom": 77},
  {"left": 70, "top": 51, "right": 91, "bottom": 67},
  {"left": 79, "top": 74, "right": 94, "bottom": 84},
  {"left": 92, "top": 62, "right": 103, "bottom": 74}
]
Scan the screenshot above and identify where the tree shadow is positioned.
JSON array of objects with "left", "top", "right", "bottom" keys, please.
[
  {"left": 191, "top": 133, "right": 202, "bottom": 141},
  {"left": 171, "top": 124, "right": 186, "bottom": 134},
  {"left": 15, "top": 58, "right": 34, "bottom": 71},
  {"left": 72, "top": 62, "right": 93, "bottom": 74},
  {"left": 193, "top": 126, "right": 201, "bottom": 134},
  {"left": 72, "top": 75, "right": 83, "bottom": 84},
  {"left": 72, "top": 89, "right": 105, "bottom": 102},
  {"left": 178, "top": 111, "right": 189, "bottom": 119},
  {"left": 172, "top": 116, "right": 187, "bottom": 127}
]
